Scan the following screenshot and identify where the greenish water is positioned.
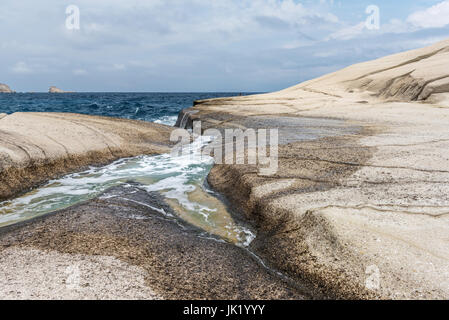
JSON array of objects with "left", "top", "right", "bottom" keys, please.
[{"left": 0, "top": 137, "right": 255, "bottom": 246}]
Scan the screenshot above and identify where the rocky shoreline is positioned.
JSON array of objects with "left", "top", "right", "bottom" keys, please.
[
  {"left": 0, "top": 39, "right": 448, "bottom": 300},
  {"left": 0, "top": 112, "right": 310, "bottom": 299},
  {"left": 175, "top": 39, "right": 449, "bottom": 299}
]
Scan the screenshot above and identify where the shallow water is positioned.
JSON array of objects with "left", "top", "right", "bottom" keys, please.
[{"left": 0, "top": 136, "right": 255, "bottom": 246}]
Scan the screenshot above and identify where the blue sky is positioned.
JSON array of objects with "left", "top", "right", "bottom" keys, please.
[{"left": 1, "top": 0, "right": 449, "bottom": 92}]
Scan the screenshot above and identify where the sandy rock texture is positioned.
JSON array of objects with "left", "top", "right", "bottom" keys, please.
[
  {"left": 176, "top": 39, "right": 449, "bottom": 299},
  {"left": 0, "top": 112, "right": 174, "bottom": 201},
  {"left": 0, "top": 247, "right": 162, "bottom": 300},
  {"left": 0, "top": 84, "right": 14, "bottom": 93},
  {"left": 0, "top": 185, "right": 306, "bottom": 300}
]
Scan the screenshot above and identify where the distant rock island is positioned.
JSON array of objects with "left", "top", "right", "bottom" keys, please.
[
  {"left": 0, "top": 83, "right": 14, "bottom": 93},
  {"left": 49, "top": 86, "right": 73, "bottom": 93}
]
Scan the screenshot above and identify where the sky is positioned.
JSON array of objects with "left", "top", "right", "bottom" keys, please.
[{"left": 1, "top": 0, "right": 449, "bottom": 92}]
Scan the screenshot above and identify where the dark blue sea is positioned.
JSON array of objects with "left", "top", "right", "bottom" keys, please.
[{"left": 0, "top": 92, "right": 256, "bottom": 126}]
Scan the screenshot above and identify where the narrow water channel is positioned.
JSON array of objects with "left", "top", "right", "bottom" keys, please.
[
  {"left": 0, "top": 115, "right": 359, "bottom": 249},
  {"left": 0, "top": 137, "right": 255, "bottom": 246}
]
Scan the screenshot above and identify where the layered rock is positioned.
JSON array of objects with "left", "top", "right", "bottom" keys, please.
[
  {"left": 177, "top": 38, "right": 449, "bottom": 299},
  {"left": 286, "top": 38, "right": 449, "bottom": 105},
  {"left": 0, "top": 112, "right": 175, "bottom": 201},
  {"left": 0, "top": 83, "right": 14, "bottom": 93}
]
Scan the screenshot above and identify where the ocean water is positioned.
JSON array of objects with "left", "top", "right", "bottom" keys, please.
[
  {"left": 0, "top": 92, "right": 255, "bottom": 126},
  {"left": 0, "top": 92, "right": 257, "bottom": 246}
]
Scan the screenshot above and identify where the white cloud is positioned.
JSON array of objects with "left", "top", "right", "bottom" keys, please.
[
  {"left": 60, "top": 0, "right": 340, "bottom": 46},
  {"left": 95, "top": 64, "right": 127, "bottom": 72},
  {"left": 407, "top": 0, "right": 449, "bottom": 28},
  {"left": 112, "top": 64, "right": 126, "bottom": 71},
  {"left": 11, "top": 61, "right": 33, "bottom": 74},
  {"left": 1, "top": 0, "right": 448, "bottom": 92},
  {"left": 327, "top": 22, "right": 366, "bottom": 40},
  {"left": 73, "top": 69, "right": 88, "bottom": 75}
]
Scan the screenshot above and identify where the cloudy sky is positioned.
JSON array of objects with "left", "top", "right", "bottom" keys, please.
[{"left": 1, "top": 0, "right": 449, "bottom": 92}]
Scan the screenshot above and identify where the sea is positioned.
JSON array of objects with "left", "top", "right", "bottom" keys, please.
[{"left": 0, "top": 92, "right": 254, "bottom": 126}]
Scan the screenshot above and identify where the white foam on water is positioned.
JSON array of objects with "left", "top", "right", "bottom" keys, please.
[
  {"left": 153, "top": 115, "right": 178, "bottom": 126},
  {"left": 0, "top": 135, "right": 255, "bottom": 246}
]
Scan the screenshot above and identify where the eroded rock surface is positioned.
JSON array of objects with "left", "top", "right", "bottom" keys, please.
[
  {"left": 0, "top": 247, "right": 162, "bottom": 300},
  {"left": 177, "top": 38, "right": 449, "bottom": 299},
  {"left": 0, "top": 112, "right": 175, "bottom": 201},
  {"left": 0, "top": 185, "right": 306, "bottom": 300}
]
